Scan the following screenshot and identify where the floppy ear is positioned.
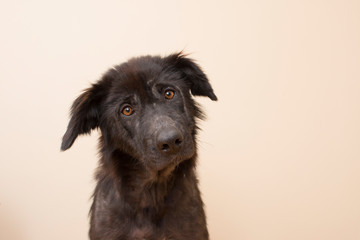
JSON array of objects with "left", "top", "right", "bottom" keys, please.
[
  {"left": 166, "top": 52, "right": 217, "bottom": 101},
  {"left": 61, "top": 81, "right": 107, "bottom": 151}
]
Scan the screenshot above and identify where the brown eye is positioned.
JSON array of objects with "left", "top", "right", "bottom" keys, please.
[
  {"left": 164, "top": 90, "right": 175, "bottom": 99},
  {"left": 121, "top": 106, "right": 134, "bottom": 116}
]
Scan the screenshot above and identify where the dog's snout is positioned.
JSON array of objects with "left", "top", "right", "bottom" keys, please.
[{"left": 156, "top": 127, "right": 183, "bottom": 154}]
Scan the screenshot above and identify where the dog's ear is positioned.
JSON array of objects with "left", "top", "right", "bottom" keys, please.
[
  {"left": 166, "top": 52, "right": 217, "bottom": 101},
  {"left": 61, "top": 72, "right": 113, "bottom": 151}
]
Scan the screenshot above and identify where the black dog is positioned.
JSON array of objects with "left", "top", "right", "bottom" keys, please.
[{"left": 61, "top": 53, "right": 217, "bottom": 240}]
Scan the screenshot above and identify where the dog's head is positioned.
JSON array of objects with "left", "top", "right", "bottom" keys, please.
[{"left": 61, "top": 53, "right": 217, "bottom": 171}]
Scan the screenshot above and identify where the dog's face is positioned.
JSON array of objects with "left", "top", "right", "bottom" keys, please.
[{"left": 61, "top": 53, "right": 217, "bottom": 171}]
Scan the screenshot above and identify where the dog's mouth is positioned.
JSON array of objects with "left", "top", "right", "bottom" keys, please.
[
  {"left": 148, "top": 153, "right": 189, "bottom": 171},
  {"left": 146, "top": 140, "right": 195, "bottom": 172}
]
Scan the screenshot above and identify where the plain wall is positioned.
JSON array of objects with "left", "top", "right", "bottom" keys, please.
[{"left": 1, "top": 0, "right": 359, "bottom": 239}]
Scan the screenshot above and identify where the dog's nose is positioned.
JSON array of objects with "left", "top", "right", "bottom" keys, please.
[{"left": 156, "top": 127, "right": 183, "bottom": 154}]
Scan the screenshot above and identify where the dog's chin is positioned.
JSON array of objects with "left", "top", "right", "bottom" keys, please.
[
  {"left": 148, "top": 156, "right": 181, "bottom": 172},
  {"left": 147, "top": 149, "right": 195, "bottom": 173}
]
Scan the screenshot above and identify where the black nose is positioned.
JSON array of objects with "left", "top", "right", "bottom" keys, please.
[{"left": 156, "top": 127, "right": 183, "bottom": 154}]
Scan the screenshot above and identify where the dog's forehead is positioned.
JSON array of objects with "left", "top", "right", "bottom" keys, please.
[
  {"left": 110, "top": 57, "right": 183, "bottom": 98},
  {"left": 117, "top": 63, "right": 158, "bottom": 87},
  {"left": 107, "top": 59, "right": 162, "bottom": 101}
]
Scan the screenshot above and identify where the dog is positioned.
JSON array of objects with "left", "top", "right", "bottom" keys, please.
[{"left": 61, "top": 52, "right": 217, "bottom": 240}]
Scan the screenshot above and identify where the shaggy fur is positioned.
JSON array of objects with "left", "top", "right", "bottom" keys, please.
[{"left": 61, "top": 53, "right": 217, "bottom": 240}]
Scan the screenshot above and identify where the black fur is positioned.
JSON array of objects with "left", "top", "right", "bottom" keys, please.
[{"left": 61, "top": 53, "right": 217, "bottom": 240}]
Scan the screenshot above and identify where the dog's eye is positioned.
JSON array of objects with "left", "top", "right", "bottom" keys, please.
[
  {"left": 164, "top": 90, "right": 175, "bottom": 100},
  {"left": 121, "top": 106, "right": 134, "bottom": 116}
]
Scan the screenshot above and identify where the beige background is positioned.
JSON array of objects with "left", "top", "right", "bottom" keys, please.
[{"left": 1, "top": 0, "right": 360, "bottom": 239}]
